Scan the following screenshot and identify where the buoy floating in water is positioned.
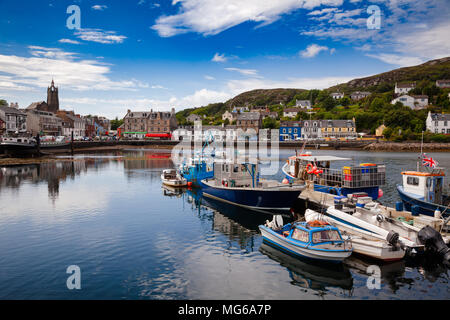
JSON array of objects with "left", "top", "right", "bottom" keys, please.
[
  {"left": 378, "top": 188, "right": 384, "bottom": 198},
  {"left": 282, "top": 178, "right": 289, "bottom": 184}
]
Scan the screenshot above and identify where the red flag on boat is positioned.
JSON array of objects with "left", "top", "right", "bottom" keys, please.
[{"left": 422, "top": 153, "right": 438, "bottom": 168}]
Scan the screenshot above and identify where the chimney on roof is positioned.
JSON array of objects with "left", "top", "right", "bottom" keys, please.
[
  {"left": 171, "top": 107, "right": 175, "bottom": 114},
  {"left": 127, "top": 109, "right": 131, "bottom": 114}
]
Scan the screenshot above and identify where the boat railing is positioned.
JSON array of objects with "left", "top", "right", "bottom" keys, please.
[{"left": 302, "top": 165, "right": 386, "bottom": 188}]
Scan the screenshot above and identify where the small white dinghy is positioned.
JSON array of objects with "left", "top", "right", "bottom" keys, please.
[
  {"left": 305, "top": 209, "right": 406, "bottom": 261},
  {"left": 161, "top": 169, "right": 187, "bottom": 187}
]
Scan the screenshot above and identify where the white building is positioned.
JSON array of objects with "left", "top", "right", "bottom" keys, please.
[
  {"left": 331, "top": 92, "right": 344, "bottom": 100},
  {"left": 391, "top": 95, "right": 428, "bottom": 110},
  {"left": 426, "top": 112, "right": 450, "bottom": 134},
  {"left": 301, "top": 120, "right": 322, "bottom": 140},
  {"left": 350, "top": 91, "right": 371, "bottom": 100},
  {"left": 436, "top": 80, "right": 450, "bottom": 88},
  {"left": 283, "top": 108, "right": 301, "bottom": 118},
  {"left": 295, "top": 100, "right": 312, "bottom": 109},
  {"left": 0, "top": 106, "right": 27, "bottom": 134},
  {"left": 394, "top": 82, "right": 415, "bottom": 95}
]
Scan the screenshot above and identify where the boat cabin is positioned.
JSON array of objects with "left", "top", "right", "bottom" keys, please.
[
  {"left": 212, "top": 161, "right": 260, "bottom": 188},
  {"left": 162, "top": 169, "right": 179, "bottom": 179},
  {"left": 280, "top": 221, "right": 347, "bottom": 249},
  {"left": 401, "top": 170, "right": 445, "bottom": 205}
]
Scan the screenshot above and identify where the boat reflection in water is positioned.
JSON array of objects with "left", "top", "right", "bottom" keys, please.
[
  {"left": 259, "top": 243, "right": 353, "bottom": 292},
  {"left": 161, "top": 184, "right": 184, "bottom": 198}
]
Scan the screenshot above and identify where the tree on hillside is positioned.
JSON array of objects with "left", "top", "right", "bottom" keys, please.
[
  {"left": 0, "top": 99, "right": 7, "bottom": 106},
  {"left": 262, "top": 117, "right": 278, "bottom": 129},
  {"left": 110, "top": 117, "right": 124, "bottom": 130},
  {"left": 321, "top": 96, "right": 336, "bottom": 111}
]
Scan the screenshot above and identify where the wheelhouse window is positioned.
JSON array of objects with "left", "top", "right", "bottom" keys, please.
[
  {"left": 312, "top": 230, "right": 341, "bottom": 243},
  {"left": 292, "top": 228, "right": 309, "bottom": 242},
  {"left": 407, "top": 176, "right": 419, "bottom": 186}
]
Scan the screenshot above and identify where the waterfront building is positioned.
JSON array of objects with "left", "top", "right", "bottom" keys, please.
[
  {"left": 279, "top": 121, "right": 302, "bottom": 141},
  {"left": 391, "top": 94, "right": 428, "bottom": 110},
  {"left": 57, "top": 111, "right": 85, "bottom": 137},
  {"left": 236, "top": 112, "right": 261, "bottom": 134},
  {"left": 0, "top": 105, "right": 27, "bottom": 134},
  {"left": 350, "top": 91, "right": 371, "bottom": 100},
  {"left": 394, "top": 82, "right": 416, "bottom": 95},
  {"left": 295, "top": 100, "right": 312, "bottom": 109},
  {"left": 97, "top": 116, "right": 111, "bottom": 132},
  {"left": 301, "top": 120, "right": 322, "bottom": 140},
  {"left": 435, "top": 80, "right": 450, "bottom": 88},
  {"left": 83, "top": 116, "right": 96, "bottom": 137},
  {"left": 123, "top": 108, "right": 177, "bottom": 139},
  {"left": 25, "top": 109, "right": 62, "bottom": 136},
  {"left": 320, "top": 119, "right": 357, "bottom": 139},
  {"left": 426, "top": 112, "right": 450, "bottom": 134}
]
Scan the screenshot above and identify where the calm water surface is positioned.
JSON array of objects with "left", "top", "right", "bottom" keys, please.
[{"left": 0, "top": 149, "right": 449, "bottom": 299}]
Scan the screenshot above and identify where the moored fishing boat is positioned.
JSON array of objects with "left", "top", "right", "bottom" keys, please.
[
  {"left": 397, "top": 167, "right": 449, "bottom": 218},
  {"left": 283, "top": 152, "right": 386, "bottom": 201},
  {"left": 179, "top": 154, "right": 214, "bottom": 187},
  {"left": 259, "top": 216, "right": 352, "bottom": 263},
  {"left": 161, "top": 169, "right": 187, "bottom": 187},
  {"left": 201, "top": 160, "right": 305, "bottom": 214},
  {"left": 305, "top": 209, "right": 406, "bottom": 261}
]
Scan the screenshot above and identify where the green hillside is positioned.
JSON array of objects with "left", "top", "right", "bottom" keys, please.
[{"left": 175, "top": 57, "right": 450, "bottom": 141}]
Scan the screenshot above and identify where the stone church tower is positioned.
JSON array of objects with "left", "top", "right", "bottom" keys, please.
[{"left": 47, "top": 79, "right": 59, "bottom": 113}]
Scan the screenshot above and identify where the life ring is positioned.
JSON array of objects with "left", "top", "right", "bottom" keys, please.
[
  {"left": 306, "top": 163, "right": 323, "bottom": 176},
  {"left": 306, "top": 163, "right": 315, "bottom": 174}
]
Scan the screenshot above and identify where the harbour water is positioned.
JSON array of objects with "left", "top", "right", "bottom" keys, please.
[{"left": 0, "top": 149, "right": 449, "bottom": 299}]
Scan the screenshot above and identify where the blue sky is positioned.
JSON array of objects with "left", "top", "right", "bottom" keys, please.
[{"left": 0, "top": 0, "right": 449, "bottom": 119}]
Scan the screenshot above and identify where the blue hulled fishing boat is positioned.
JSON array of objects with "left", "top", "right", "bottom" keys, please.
[
  {"left": 179, "top": 155, "right": 214, "bottom": 187},
  {"left": 397, "top": 153, "right": 449, "bottom": 218},
  {"left": 201, "top": 160, "right": 305, "bottom": 214}
]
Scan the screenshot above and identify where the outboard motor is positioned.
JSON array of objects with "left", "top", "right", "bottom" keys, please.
[{"left": 417, "top": 226, "right": 450, "bottom": 266}]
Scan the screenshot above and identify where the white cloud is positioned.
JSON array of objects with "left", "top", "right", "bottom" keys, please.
[
  {"left": 151, "top": 0, "right": 344, "bottom": 37},
  {"left": 58, "top": 39, "right": 81, "bottom": 45},
  {"left": 74, "top": 28, "right": 127, "bottom": 44},
  {"left": 0, "top": 47, "right": 148, "bottom": 92},
  {"left": 300, "top": 44, "right": 330, "bottom": 58},
  {"left": 204, "top": 75, "right": 215, "bottom": 80},
  {"left": 211, "top": 53, "right": 227, "bottom": 62},
  {"left": 365, "top": 53, "right": 425, "bottom": 67},
  {"left": 92, "top": 5, "right": 108, "bottom": 11},
  {"left": 225, "top": 67, "right": 259, "bottom": 77}
]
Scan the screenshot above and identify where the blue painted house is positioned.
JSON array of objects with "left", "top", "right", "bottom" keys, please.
[{"left": 279, "top": 121, "right": 302, "bottom": 141}]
